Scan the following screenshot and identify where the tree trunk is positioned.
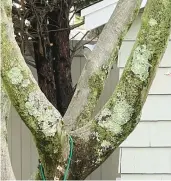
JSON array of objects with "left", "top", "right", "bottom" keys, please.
[
  {"left": 34, "top": 43, "right": 58, "bottom": 108},
  {"left": 33, "top": 2, "right": 74, "bottom": 116},
  {"left": 2, "top": 0, "right": 171, "bottom": 180}
]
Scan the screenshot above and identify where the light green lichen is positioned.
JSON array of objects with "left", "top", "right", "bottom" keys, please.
[
  {"left": 7, "top": 67, "right": 23, "bottom": 85},
  {"left": 131, "top": 45, "right": 152, "bottom": 81},
  {"left": 25, "top": 90, "right": 62, "bottom": 137},
  {"left": 7, "top": 67, "right": 32, "bottom": 88},
  {"left": 101, "top": 140, "right": 111, "bottom": 148},
  {"left": 149, "top": 18, "right": 157, "bottom": 26},
  {"left": 99, "top": 121, "right": 122, "bottom": 134},
  {"left": 96, "top": 99, "right": 133, "bottom": 134},
  {"left": 162, "top": 0, "right": 169, "bottom": 7},
  {"left": 111, "top": 99, "right": 134, "bottom": 125},
  {"left": 22, "top": 79, "right": 30, "bottom": 87},
  {"left": 74, "top": 0, "right": 141, "bottom": 131},
  {"left": 96, "top": 108, "right": 111, "bottom": 121}
]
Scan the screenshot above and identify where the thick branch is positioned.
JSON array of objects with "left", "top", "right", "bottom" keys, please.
[
  {"left": 64, "top": 0, "right": 143, "bottom": 131},
  {"left": 1, "top": 2, "right": 70, "bottom": 179},
  {"left": 1, "top": 0, "right": 64, "bottom": 138},
  {"left": 1, "top": 82, "right": 16, "bottom": 180},
  {"left": 71, "top": 0, "right": 171, "bottom": 178}
]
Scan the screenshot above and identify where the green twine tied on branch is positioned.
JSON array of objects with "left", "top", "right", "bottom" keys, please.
[
  {"left": 38, "top": 136, "right": 73, "bottom": 181},
  {"left": 38, "top": 159, "right": 46, "bottom": 181}
]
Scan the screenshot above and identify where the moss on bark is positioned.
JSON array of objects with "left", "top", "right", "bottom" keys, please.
[
  {"left": 1, "top": 2, "right": 70, "bottom": 180},
  {"left": 88, "top": 0, "right": 171, "bottom": 169},
  {"left": 1, "top": 0, "right": 171, "bottom": 180},
  {"left": 74, "top": 1, "right": 142, "bottom": 129}
]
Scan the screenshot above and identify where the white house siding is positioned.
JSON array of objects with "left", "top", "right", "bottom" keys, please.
[
  {"left": 118, "top": 13, "right": 171, "bottom": 180},
  {"left": 7, "top": 44, "right": 120, "bottom": 180}
]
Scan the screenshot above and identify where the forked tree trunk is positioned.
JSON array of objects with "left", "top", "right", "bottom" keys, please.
[{"left": 1, "top": 0, "right": 171, "bottom": 180}]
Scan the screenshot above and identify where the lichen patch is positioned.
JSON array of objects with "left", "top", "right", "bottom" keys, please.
[
  {"left": 25, "top": 90, "right": 62, "bottom": 136},
  {"left": 22, "top": 79, "right": 30, "bottom": 87},
  {"left": 131, "top": 45, "right": 152, "bottom": 81},
  {"left": 98, "top": 120, "right": 122, "bottom": 134},
  {"left": 111, "top": 99, "right": 134, "bottom": 125},
  {"left": 7, "top": 67, "right": 23, "bottom": 85},
  {"left": 149, "top": 18, "right": 157, "bottom": 26},
  {"left": 96, "top": 108, "right": 111, "bottom": 122},
  {"left": 101, "top": 140, "right": 111, "bottom": 148},
  {"left": 97, "top": 99, "right": 133, "bottom": 134}
]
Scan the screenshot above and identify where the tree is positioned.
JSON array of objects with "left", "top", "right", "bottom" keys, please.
[
  {"left": 1, "top": 0, "right": 171, "bottom": 180},
  {"left": 12, "top": 0, "right": 102, "bottom": 116}
]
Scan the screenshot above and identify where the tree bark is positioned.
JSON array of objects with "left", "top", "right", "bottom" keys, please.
[
  {"left": 33, "top": 1, "right": 74, "bottom": 116},
  {"left": 2, "top": 0, "right": 171, "bottom": 180},
  {"left": 33, "top": 43, "right": 58, "bottom": 109},
  {"left": 69, "top": 0, "right": 171, "bottom": 178},
  {"left": 1, "top": 82, "right": 16, "bottom": 180},
  {"left": 64, "top": 0, "right": 143, "bottom": 131},
  {"left": 1, "top": 3, "right": 69, "bottom": 179}
]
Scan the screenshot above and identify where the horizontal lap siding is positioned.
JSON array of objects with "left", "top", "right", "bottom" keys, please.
[
  {"left": 141, "top": 95, "right": 171, "bottom": 120},
  {"left": 121, "top": 121, "right": 171, "bottom": 147},
  {"left": 121, "top": 174, "right": 171, "bottom": 180},
  {"left": 120, "top": 148, "right": 171, "bottom": 174}
]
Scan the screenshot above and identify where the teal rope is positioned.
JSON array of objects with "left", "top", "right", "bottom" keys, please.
[
  {"left": 38, "top": 136, "right": 73, "bottom": 181},
  {"left": 38, "top": 160, "right": 46, "bottom": 181},
  {"left": 63, "top": 136, "right": 73, "bottom": 181}
]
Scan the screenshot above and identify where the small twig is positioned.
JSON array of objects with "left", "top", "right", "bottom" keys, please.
[
  {"left": 70, "top": 21, "right": 84, "bottom": 30},
  {"left": 25, "top": 59, "right": 36, "bottom": 68},
  {"left": 70, "top": 31, "right": 89, "bottom": 59}
]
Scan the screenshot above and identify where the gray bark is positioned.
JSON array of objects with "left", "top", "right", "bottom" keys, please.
[
  {"left": 64, "top": 0, "right": 143, "bottom": 131},
  {"left": 1, "top": 82, "right": 16, "bottom": 180},
  {"left": 1, "top": 2, "right": 69, "bottom": 180},
  {"left": 73, "top": 0, "right": 171, "bottom": 171},
  {"left": 1, "top": 0, "right": 171, "bottom": 179}
]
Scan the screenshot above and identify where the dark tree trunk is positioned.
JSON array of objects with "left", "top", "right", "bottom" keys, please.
[
  {"left": 33, "top": 1, "right": 74, "bottom": 116},
  {"left": 33, "top": 43, "right": 58, "bottom": 108}
]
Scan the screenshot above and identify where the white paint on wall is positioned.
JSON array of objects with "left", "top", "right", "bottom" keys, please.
[
  {"left": 120, "top": 148, "right": 171, "bottom": 173},
  {"left": 121, "top": 174, "right": 171, "bottom": 180},
  {"left": 141, "top": 95, "right": 171, "bottom": 121},
  {"left": 121, "top": 121, "right": 171, "bottom": 147}
]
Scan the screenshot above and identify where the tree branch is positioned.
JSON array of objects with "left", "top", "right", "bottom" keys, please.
[
  {"left": 71, "top": 0, "right": 171, "bottom": 178},
  {"left": 70, "top": 20, "right": 84, "bottom": 30},
  {"left": 64, "top": 0, "right": 143, "bottom": 131},
  {"left": 90, "top": 0, "right": 171, "bottom": 169},
  {"left": 1, "top": 7, "right": 63, "bottom": 137},
  {"left": 1, "top": 2, "right": 70, "bottom": 179},
  {"left": 1, "top": 81, "right": 16, "bottom": 180}
]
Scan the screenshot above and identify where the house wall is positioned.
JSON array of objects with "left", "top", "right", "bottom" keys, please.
[
  {"left": 7, "top": 53, "right": 120, "bottom": 179},
  {"left": 118, "top": 13, "right": 171, "bottom": 180}
]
